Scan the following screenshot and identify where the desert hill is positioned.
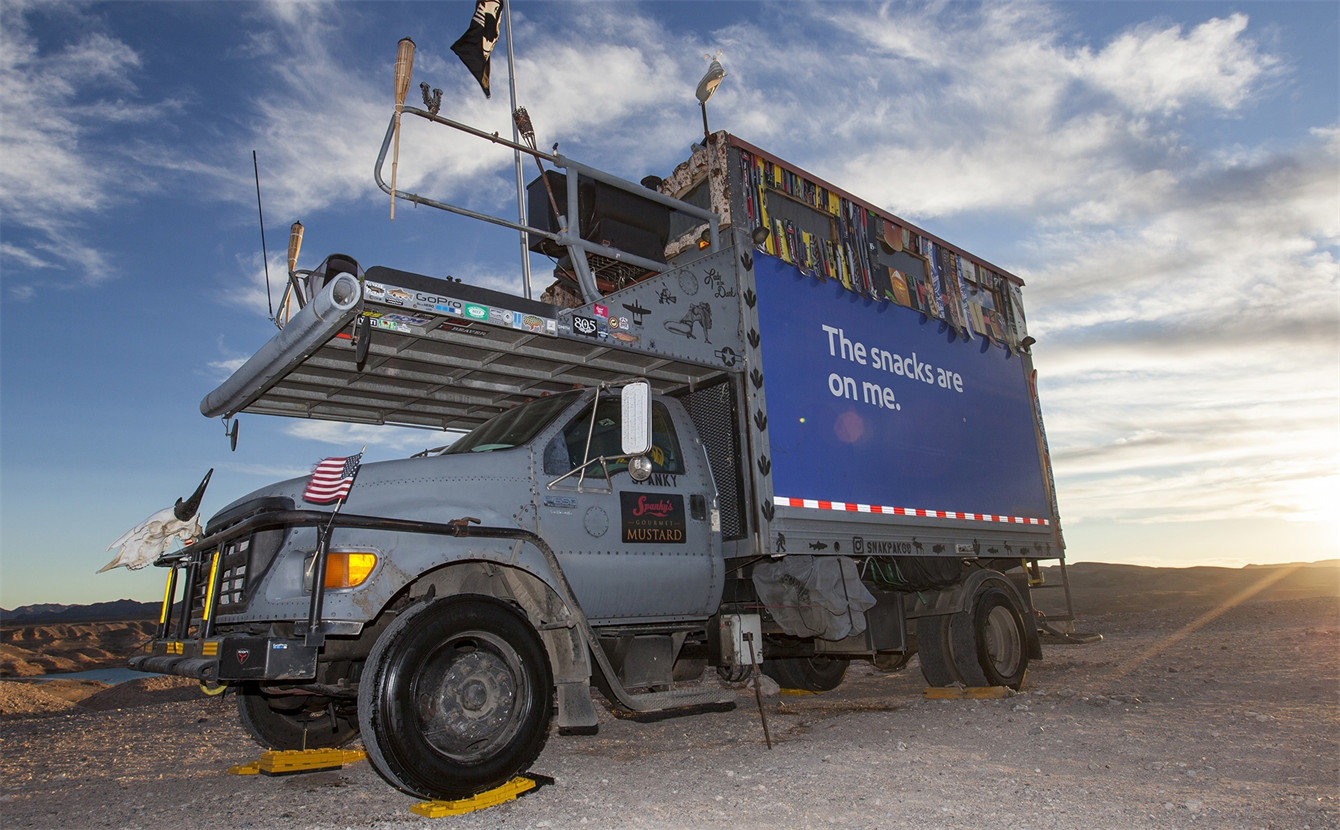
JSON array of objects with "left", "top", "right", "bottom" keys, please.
[
  {"left": 0, "top": 619, "right": 157, "bottom": 677},
  {"left": 0, "top": 598, "right": 157, "bottom": 625},
  {"left": 1034, "top": 559, "right": 1339, "bottom": 617}
]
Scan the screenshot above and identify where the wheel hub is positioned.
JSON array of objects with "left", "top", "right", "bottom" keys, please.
[
  {"left": 415, "top": 635, "right": 527, "bottom": 762},
  {"left": 982, "top": 605, "right": 1022, "bottom": 676}
]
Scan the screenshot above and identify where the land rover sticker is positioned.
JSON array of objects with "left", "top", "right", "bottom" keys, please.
[{"left": 620, "top": 492, "right": 686, "bottom": 544}]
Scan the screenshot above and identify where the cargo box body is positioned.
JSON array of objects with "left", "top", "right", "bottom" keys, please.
[
  {"left": 749, "top": 253, "right": 1055, "bottom": 558},
  {"left": 654, "top": 136, "right": 1062, "bottom": 565}
]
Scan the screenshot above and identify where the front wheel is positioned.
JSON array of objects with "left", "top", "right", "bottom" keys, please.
[{"left": 357, "top": 596, "right": 554, "bottom": 800}]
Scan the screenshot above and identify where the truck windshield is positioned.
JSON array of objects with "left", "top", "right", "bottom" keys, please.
[{"left": 445, "top": 391, "right": 584, "bottom": 454}]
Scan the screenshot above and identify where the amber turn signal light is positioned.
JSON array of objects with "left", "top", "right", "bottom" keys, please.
[{"left": 324, "top": 552, "right": 377, "bottom": 589}]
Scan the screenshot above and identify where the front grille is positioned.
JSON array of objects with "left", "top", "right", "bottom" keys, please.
[
  {"left": 685, "top": 380, "right": 747, "bottom": 540},
  {"left": 189, "top": 537, "right": 251, "bottom": 619},
  {"left": 187, "top": 527, "right": 288, "bottom": 625},
  {"left": 215, "top": 536, "right": 251, "bottom": 609}
]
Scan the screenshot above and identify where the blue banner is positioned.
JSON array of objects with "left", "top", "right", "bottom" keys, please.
[{"left": 754, "top": 254, "right": 1050, "bottom": 519}]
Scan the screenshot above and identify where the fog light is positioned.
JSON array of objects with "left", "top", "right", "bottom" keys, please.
[{"left": 324, "top": 552, "right": 377, "bottom": 588}]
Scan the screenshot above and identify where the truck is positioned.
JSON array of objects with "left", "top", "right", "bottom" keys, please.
[{"left": 130, "top": 58, "right": 1080, "bottom": 802}]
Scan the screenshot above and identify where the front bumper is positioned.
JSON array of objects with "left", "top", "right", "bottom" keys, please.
[{"left": 130, "top": 635, "right": 319, "bottom": 682}]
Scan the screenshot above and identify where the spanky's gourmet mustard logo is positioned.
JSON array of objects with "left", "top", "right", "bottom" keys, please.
[{"left": 620, "top": 492, "right": 686, "bottom": 543}]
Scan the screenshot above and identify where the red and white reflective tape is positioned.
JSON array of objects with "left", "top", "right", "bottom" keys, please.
[{"left": 774, "top": 496, "right": 1049, "bottom": 526}]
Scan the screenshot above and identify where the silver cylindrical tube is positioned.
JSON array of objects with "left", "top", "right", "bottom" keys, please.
[{"left": 201, "top": 272, "right": 361, "bottom": 418}]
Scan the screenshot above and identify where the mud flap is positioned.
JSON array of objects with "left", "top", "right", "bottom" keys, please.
[{"left": 556, "top": 680, "right": 600, "bottom": 732}]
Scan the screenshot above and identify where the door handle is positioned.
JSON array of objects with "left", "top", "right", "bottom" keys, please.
[{"left": 690, "top": 494, "right": 708, "bottom": 521}]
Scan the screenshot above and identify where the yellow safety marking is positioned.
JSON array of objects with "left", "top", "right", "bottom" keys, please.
[
  {"left": 202, "top": 550, "right": 222, "bottom": 622},
  {"left": 228, "top": 749, "right": 367, "bottom": 777},
  {"left": 779, "top": 688, "right": 818, "bottom": 696},
  {"left": 166, "top": 641, "right": 184, "bottom": 655},
  {"left": 923, "top": 685, "right": 1013, "bottom": 700},
  {"left": 1023, "top": 558, "right": 1045, "bottom": 587},
  {"left": 202, "top": 641, "right": 219, "bottom": 656},
  {"left": 410, "top": 776, "right": 539, "bottom": 817},
  {"left": 159, "top": 572, "right": 174, "bottom": 625}
]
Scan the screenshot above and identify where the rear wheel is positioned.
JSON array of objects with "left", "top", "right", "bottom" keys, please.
[
  {"left": 236, "top": 684, "right": 357, "bottom": 750},
  {"left": 761, "top": 656, "right": 848, "bottom": 692},
  {"left": 915, "top": 615, "right": 960, "bottom": 687},
  {"left": 357, "top": 596, "right": 553, "bottom": 800},
  {"left": 950, "top": 586, "right": 1029, "bottom": 689}
]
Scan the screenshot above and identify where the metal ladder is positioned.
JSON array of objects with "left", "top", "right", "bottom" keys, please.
[{"left": 1027, "top": 557, "right": 1104, "bottom": 644}]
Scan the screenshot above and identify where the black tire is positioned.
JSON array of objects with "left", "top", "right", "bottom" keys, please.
[
  {"left": 761, "top": 656, "right": 848, "bottom": 692},
  {"left": 357, "top": 596, "right": 553, "bottom": 800},
  {"left": 236, "top": 684, "right": 358, "bottom": 750},
  {"left": 949, "top": 585, "right": 1030, "bottom": 689},
  {"left": 915, "top": 615, "right": 961, "bottom": 687}
]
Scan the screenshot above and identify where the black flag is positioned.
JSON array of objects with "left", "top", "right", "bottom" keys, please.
[{"left": 452, "top": 0, "right": 501, "bottom": 98}]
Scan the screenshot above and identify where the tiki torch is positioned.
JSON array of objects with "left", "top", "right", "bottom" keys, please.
[
  {"left": 281, "top": 220, "right": 305, "bottom": 321},
  {"left": 391, "top": 37, "right": 416, "bottom": 220}
]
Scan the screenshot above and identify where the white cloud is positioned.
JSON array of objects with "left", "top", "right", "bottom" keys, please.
[
  {"left": 1078, "top": 13, "right": 1279, "bottom": 115},
  {"left": 207, "top": 356, "right": 248, "bottom": 378},
  {"left": 716, "top": 3, "right": 1285, "bottom": 223},
  {"left": 222, "top": 0, "right": 710, "bottom": 222},
  {"left": 0, "top": 3, "right": 182, "bottom": 294},
  {"left": 220, "top": 461, "right": 310, "bottom": 481},
  {"left": 282, "top": 420, "right": 456, "bottom": 454},
  {"left": 216, "top": 252, "right": 294, "bottom": 321}
]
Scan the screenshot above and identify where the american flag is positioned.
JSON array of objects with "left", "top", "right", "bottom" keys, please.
[{"left": 302, "top": 453, "right": 362, "bottom": 504}]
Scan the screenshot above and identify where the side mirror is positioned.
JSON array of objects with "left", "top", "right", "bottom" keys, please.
[{"left": 620, "top": 382, "right": 652, "bottom": 456}]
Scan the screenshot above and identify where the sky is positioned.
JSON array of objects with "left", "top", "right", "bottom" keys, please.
[{"left": 1, "top": 0, "right": 1336, "bottom": 608}]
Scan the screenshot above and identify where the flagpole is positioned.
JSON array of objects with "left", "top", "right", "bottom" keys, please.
[
  {"left": 502, "top": 0, "right": 532, "bottom": 299},
  {"left": 304, "top": 447, "right": 364, "bottom": 647}
]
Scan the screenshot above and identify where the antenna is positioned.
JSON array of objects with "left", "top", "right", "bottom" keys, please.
[{"left": 253, "top": 150, "right": 275, "bottom": 324}]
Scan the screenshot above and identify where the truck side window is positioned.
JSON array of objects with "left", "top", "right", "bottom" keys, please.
[{"left": 546, "top": 398, "right": 685, "bottom": 476}]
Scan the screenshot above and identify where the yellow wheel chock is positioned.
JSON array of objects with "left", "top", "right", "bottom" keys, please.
[
  {"left": 228, "top": 751, "right": 550, "bottom": 817},
  {"left": 228, "top": 748, "right": 368, "bottom": 776},
  {"left": 410, "top": 775, "right": 549, "bottom": 817}
]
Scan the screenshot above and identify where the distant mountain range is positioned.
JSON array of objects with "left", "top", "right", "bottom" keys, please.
[
  {"left": 2, "top": 560, "right": 1335, "bottom": 627},
  {"left": 0, "top": 599, "right": 158, "bottom": 626}
]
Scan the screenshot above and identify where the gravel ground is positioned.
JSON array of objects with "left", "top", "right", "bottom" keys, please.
[{"left": 1, "top": 595, "right": 1336, "bottom": 829}]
